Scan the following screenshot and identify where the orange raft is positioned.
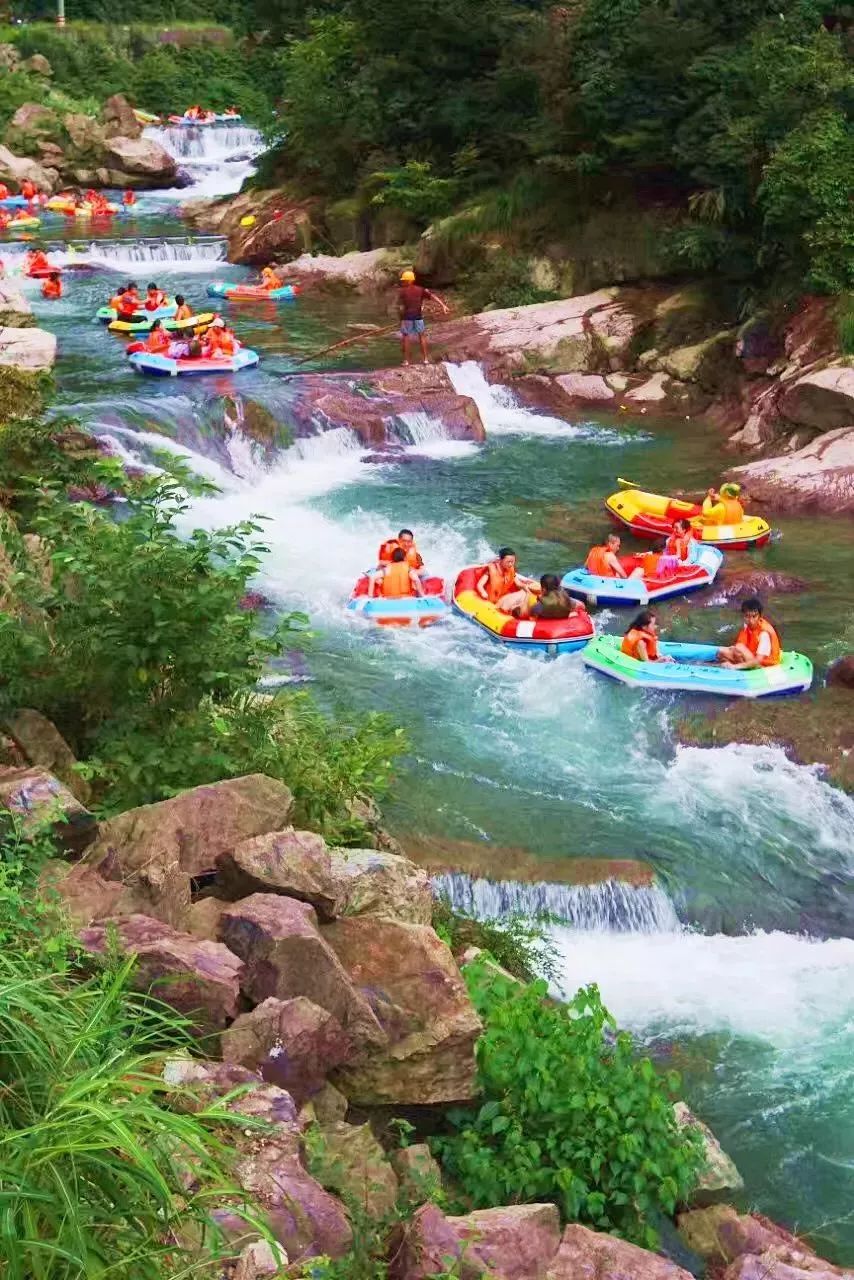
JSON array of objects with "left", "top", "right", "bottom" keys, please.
[
  {"left": 453, "top": 566, "right": 594, "bottom": 654},
  {"left": 347, "top": 574, "right": 448, "bottom": 627}
]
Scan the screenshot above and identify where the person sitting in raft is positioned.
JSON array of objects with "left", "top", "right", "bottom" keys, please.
[
  {"left": 585, "top": 533, "right": 644, "bottom": 579},
  {"left": 114, "top": 282, "right": 142, "bottom": 318},
  {"left": 621, "top": 610, "right": 674, "bottom": 663},
  {"left": 718, "top": 482, "right": 745, "bottom": 523},
  {"left": 203, "top": 317, "right": 240, "bottom": 358},
  {"left": 377, "top": 528, "right": 424, "bottom": 571},
  {"left": 41, "top": 271, "right": 62, "bottom": 300},
  {"left": 19, "top": 179, "right": 37, "bottom": 202},
  {"left": 369, "top": 547, "right": 425, "bottom": 599},
  {"left": 0, "top": 183, "right": 8, "bottom": 200},
  {"left": 476, "top": 547, "right": 541, "bottom": 618},
  {"left": 145, "top": 282, "right": 168, "bottom": 311},
  {"left": 10, "top": 208, "right": 35, "bottom": 223},
  {"left": 143, "top": 319, "right": 171, "bottom": 355},
  {"left": 25, "top": 249, "right": 50, "bottom": 275},
  {"left": 530, "top": 574, "right": 582, "bottom": 620},
  {"left": 717, "top": 597, "right": 781, "bottom": 669},
  {"left": 260, "top": 265, "right": 280, "bottom": 290},
  {"left": 665, "top": 518, "right": 694, "bottom": 561},
  {"left": 173, "top": 294, "right": 193, "bottom": 322},
  {"left": 123, "top": 189, "right": 137, "bottom": 207}
]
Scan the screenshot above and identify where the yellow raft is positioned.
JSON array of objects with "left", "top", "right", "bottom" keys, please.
[{"left": 605, "top": 485, "right": 771, "bottom": 550}]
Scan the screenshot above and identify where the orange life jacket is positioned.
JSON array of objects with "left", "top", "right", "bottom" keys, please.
[
  {"left": 0, "top": 184, "right": 8, "bottom": 199},
  {"left": 207, "top": 329, "right": 237, "bottom": 357},
  {"left": 381, "top": 560, "right": 415, "bottom": 598},
  {"left": 20, "top": 181, "right": 36, "bottom": 199},
  {"left": 585, "top": 545, "right": 616, "bottom": 578},
  {"left": 145, "top": 328, "right": 171, "bottom": 354},
  {"left": 665, "top": 531, "right": 692, "bottom": 560},
  {"left": 735, "top": 618, "right": 781, "bottom": 667},
  {"left": 721, "top": 497, "right": 744, "bottom": 523},
  {"left": 27, "top": 252, "right": 49, "bottom": 273},
  {"left": 145, "top": 291, "right": 167, "bottom": 311},
  {"left": 261, "top": 267, "right": 278, "bottom": 289},
  {"left": 123, "top": 190, "right": 136, "bottom": 205},
  {"left": 480, "top": 560, "right": 517, "bottom": 603},
  {"left": 109, "top": 292, "right": 126, "bottom": 311},
  {"left": 378, "top": 539, "right": 423, "bottom": 569},
  {"left": 621, "top": 628, "right": 659, "bottom": 661},
  {"left": 641, "top": 552, "right": 660, "bottom": 576},
  {"left": 41, "top": 278, "right": 62, "bottom": 299}
]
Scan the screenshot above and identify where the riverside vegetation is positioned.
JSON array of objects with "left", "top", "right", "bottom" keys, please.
[{"left": 0, "top": 408, "right": 714, "bottom": 1277}]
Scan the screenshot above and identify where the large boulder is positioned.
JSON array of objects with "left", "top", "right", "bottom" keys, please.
[
  {"left": 392, "top": 1202, "right": 562, "bottom": 1280},
  {"left": 724, "top": 1247, "right": 853, "bottom": 1280},
  {"left": 314, "top": 1120, "right": 399, "bottom": 1216},
  {"left": 0, "top": 327, "right": 56, "bottom": 373},
  {"left": 546, "top": 1224, "right": 694, "bottom": 1280},
  {"left": 221, "top": 996, "right": 355, "bottom": 1103},
  {"left": 80, "top": 914, "right": 243, "bottom": 1035},
  {"left": 217, "top": 828, "right": 338, "bottom": 920},
  {"left": 63, "top": 111, "right": 106, "bottom": 156},
  {"left": 655, "top": 330, "right": 740, "bottom": 391},
  {"left": 19, "top": 53, "right": 52, "bottom": 77},
  {"left": 0, "top": 767, "right": 96, "bottom": 854},
  {"left": 779, "top": 366, "right": 854, "bottom": 432},
  {"left": 727, "top": 426, "right": 854, "bottom": 514},
  {"left": 103, "top": 135, "right": 177, "bottom": 184},
  {"left": 330, "top": 848, "right": 433, "bottom": 925},
  {"left": 0, "top": 144, "right": 56, "bottom": 193},
  {"left": 677, "top": 1205, "right": 809, "bottom": 1267},
  {"left": 712, "top": 568, "right": 808, "bottom": 603},
  {"left": 2, "top": 708, "right": 89, "bottom": 802},
  {"left": 219, "top": 894, "right": 386, "bottom": 1048},
  {"left": 8, "top": 102, "right": 57, "bottom": 138},
  {"left": 101, "top": 93, "right": 142, "bottom": 140},
  {"left": 673, "top": 1102, "right": 743, "bottom": 1204},
  {"left": 39, "top": 859, "right": 126, "bottom": 926},
  {"left": 322, "top": 917, "right": 482, "bottom": 1104},
  {"left": 86, "top": 773, "right": 294, "bottom": 879},
  {"left": 276, "top": 249, "right": 402, "bottom": 294},
  {"left": 0, "top": 281, "right": 33, "bottom": 324}
]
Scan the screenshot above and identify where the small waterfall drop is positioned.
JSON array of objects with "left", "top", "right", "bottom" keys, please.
[
  {"left": 144, "top": 124, "right": 264, "bottom": 164},
  {"left": 445, "top": 360, "right": 629, "bottom": 442},
  {"left": 432, "top": 871, "right": 680, "bottom": 933}
]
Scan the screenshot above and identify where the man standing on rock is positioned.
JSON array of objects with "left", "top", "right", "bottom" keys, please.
[{"left": 398, "top": 269, "right": 449, "bottom": 365}]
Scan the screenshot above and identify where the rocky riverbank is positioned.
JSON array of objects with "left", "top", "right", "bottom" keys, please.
[{"left": 3, "top": 708, "right": 847, "bottom": 1280}]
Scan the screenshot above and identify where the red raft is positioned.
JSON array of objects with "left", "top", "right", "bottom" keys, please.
[{"left": 452, "top": 566, "right": 594, "bottom": 653}]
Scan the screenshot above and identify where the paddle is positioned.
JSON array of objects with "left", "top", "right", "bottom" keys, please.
[
  {"left": 284, "top": 322, "right": 399, "bottom": 374},
  {"left": 617, "top": 476, "right": 643, "bottom": 489}
]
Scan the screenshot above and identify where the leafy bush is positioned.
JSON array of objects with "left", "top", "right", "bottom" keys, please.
[
  {"left": 460, "top": 253, "right": 558, "bottom": 313},
  {"left": 0, "top": 454, "right": 403, "bottom": 841},
  {"left": 434, "top": 962, "right": 701, "bottom": 1247},
  {"left": 367, "top": 161, "right": 459, "bottom": 225},
  {"left": 837, "top": 294, "right": 854, "bottom": 355},
  {"left": 0, "top": 820, "right": 262, "bottom": 1280},
  {"left": 431, "top": 895, "right": 557, "bottom": 984}
]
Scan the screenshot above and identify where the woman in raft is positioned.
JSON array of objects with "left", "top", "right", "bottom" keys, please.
[
  {"left": 476, "top": 547, "right": 541, "bottom": 618},
  {"left": 621, "top": 611, "right": 675, "bottom": 663}
]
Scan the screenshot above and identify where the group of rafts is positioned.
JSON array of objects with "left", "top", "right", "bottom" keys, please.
[
  {"left": 348, "top": 486, "right": 813, "bottom": 699},
  {"left": 0, "top": 182, "right": 133, "bottom": 233}
]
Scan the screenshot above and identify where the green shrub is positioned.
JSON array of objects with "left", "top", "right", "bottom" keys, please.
[
  {"left": 837, "top": 294, "right": 854, "bottom": 355},
  {"left": 431, "top": 895, "right": 557, "bottom": 984},
  {"left": 434, "top": 962, "right": 702, "bottom": 1247},
  {"left": 460, "top": 253, "right": 559, "bottom": 313}
]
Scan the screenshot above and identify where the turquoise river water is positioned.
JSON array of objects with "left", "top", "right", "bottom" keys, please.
[{"left": 7, "top": 123, "right": 854, "bottom": 1260}]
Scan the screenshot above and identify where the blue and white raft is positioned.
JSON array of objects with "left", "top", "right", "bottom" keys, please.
[{"left": 562, "top": 544, "right": 723, "bottom": 608}]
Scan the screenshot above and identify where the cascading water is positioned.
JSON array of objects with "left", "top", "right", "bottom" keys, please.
[{"left": 143, "top": 123, "right": 264, "bottom": 198}]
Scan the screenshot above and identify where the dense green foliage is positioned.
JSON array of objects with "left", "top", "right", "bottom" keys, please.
[
  {"left": 0, "top": 23, "right": 275, "bottom": 121},
  {"left": 435, "top": 961, "right": 702, "bottom": 1247},
  {"left": 0, "top": 819, "right": 260, "bottom": 1279},
  {"left": 0, "top": 422, "right": 403, "bottom": 839},
  {"left": 251, "top": 0, "right": 854, "bottom": 296}
]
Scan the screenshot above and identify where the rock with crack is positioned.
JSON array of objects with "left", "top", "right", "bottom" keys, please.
[
  {"left": 392, "top": 1202, "right": 562, "bottom": 1280},
  {"left": 727, "top": 427, "right": 854, "bottom": 515},
  {"left": 329, "top": 847, "right": 433, "bottom": 924},
  {"left": 2, "top": 708, "right": 90, "bottom": 803},
  {"left": 80, "top": 914, "right": 243, "bottom": 1035},
  {"left": 219, "top": 894, "right": 387, "bottom": 1049},
  {"left": 313, "top": 1119, "right": 399, "bottom": 1217},
  {"left": 545, "top": 1224, "right": 695, "bottom": 1280},
  {"left": 677, "top": 1205, "right": 812, "bottom": 1267},
  {"left": 221, "top": 996, "right": 356, "bottom": 1104},
  {"left": 0, "top": 767, "right": 97, "bottom": 855},
  {"left": 321, "top": 917, "right": 482, "bottom": 1104},
  {"left": 216, "top": 828, "right": 339, "bottom": 920},
  {"left": 104, "top": 136, "right": 178, "bottom": 184}
]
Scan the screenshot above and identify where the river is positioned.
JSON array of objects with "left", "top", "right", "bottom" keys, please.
[{"left": 9, "top": 123, "right": 854, "bottom": 1260}]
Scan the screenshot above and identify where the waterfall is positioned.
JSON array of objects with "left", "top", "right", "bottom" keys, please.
[
  {"left": 393, "top": 410, "right": 480, "bottom": 459},
  {"left": 432, "top": 871, "right": 681, "bottom": 933},
  {"left": 143, "top": 124, "right": 264, "bottom": 165},
  {"left": 78, "top": 236, "right": 227, "bottom": 270}
]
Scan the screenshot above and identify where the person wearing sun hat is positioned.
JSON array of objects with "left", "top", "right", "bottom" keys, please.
[{"left": 397, "top": 268, "right": 449, "bottom": 366}]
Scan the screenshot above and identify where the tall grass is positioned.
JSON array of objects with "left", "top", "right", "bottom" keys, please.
[
  {"left": 0, "top": 822, "right": 262, "bottom": 1279},
  {"left": 836, "top": 293, "right": 854, "bottom": 355}
]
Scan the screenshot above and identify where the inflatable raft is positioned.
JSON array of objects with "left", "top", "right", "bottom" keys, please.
[
  {"left": 561, "top": 543, "right": 723, "bottom": 607},
  {"left": 0, "top": 196, "right": 30, "bottom": 209},
  {"left": 207, "top": 282, "right": 299, "bottom": 302},
  {"left": 169, "top": 112, "right": 217, "bottom": 126},
  {"left": 5, "top": 216, "right": 40, "bottom": 230},
  {"left": 133, "top": 109, "right": 161, "bottom": 124},
  {"left": 109, "top": 311, "right": 214, "bottom": 335},
  {"left": 96, "top": 300, "right": 177, "bottom": 324},
  {"left": 453, "top": 566, "right": 594, "bottom": 654},
  {"left": 605, "top": 485, "right": 771, "bottom": 550},
  {"left": 25, "top": 266, "right": 62, "bottom": 279},
  {"left": 582, "top": 636, "right": 812, "bottom": 698},
  {"left": 128, "top": 347, "right": 260, "bottom": 376},
  {"left": 347, "top": 574, "right": 448, "bottom": 627},
  {"left": 45, "top": 200, "right": 121, "bottom": 218}
]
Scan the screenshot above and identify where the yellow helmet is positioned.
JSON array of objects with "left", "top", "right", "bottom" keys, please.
[{"left": 400, "top": 269, "right": 416, "bottom": 283}]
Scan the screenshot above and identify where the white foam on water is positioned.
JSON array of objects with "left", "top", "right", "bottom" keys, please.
[
  {"left": 396, "top": 411, "right": 480, "bottom": 459},
  {"left": 144, "top": 124, "right": 264, "bottom": 164},
  {"left": 446, "top": 360, "right": 626, "bottom": 441},
  {"left": 552, "top": 925, "right": 854, "bottom": 1051}
]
